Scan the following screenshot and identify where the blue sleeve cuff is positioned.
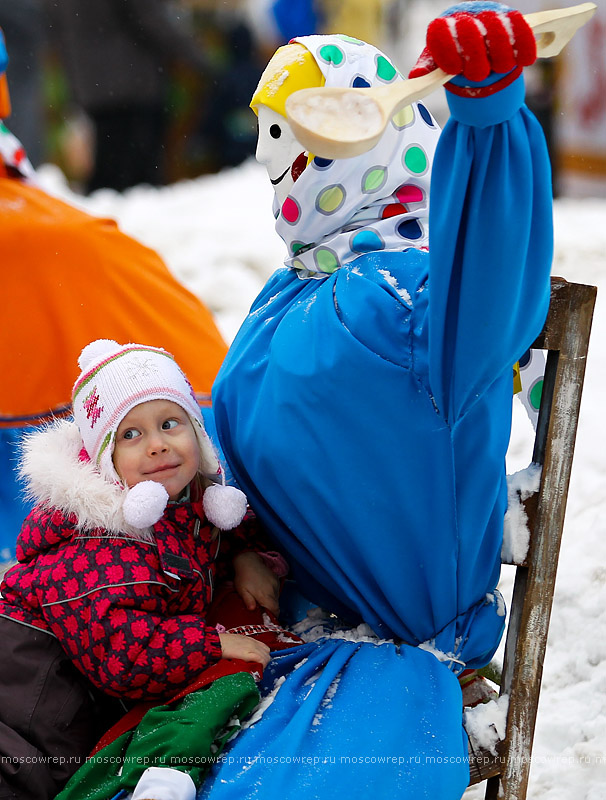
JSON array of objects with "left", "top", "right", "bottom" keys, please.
[{"left": 446, "top": 74, "right": 526, "bottom": 128}]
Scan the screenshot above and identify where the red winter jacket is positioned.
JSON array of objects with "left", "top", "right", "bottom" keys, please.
[{"left": 0, "top": 420, "right": 271, "bottom": 702}]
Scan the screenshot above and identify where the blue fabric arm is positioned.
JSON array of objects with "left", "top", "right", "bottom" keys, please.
[{"left": 427, "top": 74, "right": 553, "bottom": 423}]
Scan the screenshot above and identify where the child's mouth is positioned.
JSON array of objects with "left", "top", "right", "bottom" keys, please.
[{"left": 145, "top": 463, "right": 180, "bottom": 475}]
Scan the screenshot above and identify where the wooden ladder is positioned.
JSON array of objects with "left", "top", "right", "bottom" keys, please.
[{"left": 467, "top": 277, "right": 597, "bottom": 799}]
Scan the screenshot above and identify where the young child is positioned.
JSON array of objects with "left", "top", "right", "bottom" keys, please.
[{"left": 0, "top": 339, "right": 287, "bottom": 800}]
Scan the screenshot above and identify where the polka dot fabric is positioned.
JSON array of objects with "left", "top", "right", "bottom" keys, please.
[{"left": 274, "top": 34, "right": 441, "bottom": 279}]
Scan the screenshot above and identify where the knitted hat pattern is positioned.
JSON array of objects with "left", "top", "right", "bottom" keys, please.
[{"left": 72, "top": 340, "right": 247, "bottom": 530}]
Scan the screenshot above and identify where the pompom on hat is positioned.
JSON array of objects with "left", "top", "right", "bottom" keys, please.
[{"left": 72, "top": 339, "right": 247, "bottom": 530}]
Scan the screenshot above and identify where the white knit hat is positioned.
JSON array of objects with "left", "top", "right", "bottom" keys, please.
[{"left": 72, "top": 339, "right": 247, "bottom": 530}]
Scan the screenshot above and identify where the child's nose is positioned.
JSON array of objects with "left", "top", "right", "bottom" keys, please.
[{"left": 148, "top": 435, "right": 169, "bottom": 455}]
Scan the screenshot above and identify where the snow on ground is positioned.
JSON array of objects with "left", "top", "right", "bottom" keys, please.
[{"left": 37, "top": 161, "right": 606, "bottom": 798}]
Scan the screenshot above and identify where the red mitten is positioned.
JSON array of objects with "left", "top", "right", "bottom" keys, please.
[{"left": 409, "top": 2, "right": 536, "bottom": 83}]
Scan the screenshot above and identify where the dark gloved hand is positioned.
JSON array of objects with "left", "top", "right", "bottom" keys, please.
[{"left": 409, "top": 1, "right": 536, "bottom": 83}]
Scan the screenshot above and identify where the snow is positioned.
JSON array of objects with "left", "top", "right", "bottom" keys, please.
[
  {"left": 292, "top": 607, "right": 393, "bottom": 646},
  {"left": 240, "top": 674, "right": 286, "bottom": 732},
  {"left": 485, "top": 591, "right": 506, "bottom": 618},
  {"left": 312, "top": 674, "right": 341, "bottom": 728},
  {"left": 288, "top": 91, "right": 384, "bottom": 141},
  {"left": 378, "top": 268, "right": 413, "bottom": 305},
  {"left": 35, "top": 161, "right": 606, "bottom": 798},
  {"left": 418, "top": 638, "right": 466, "bottom": 669},
  {"left": 502, "top": 463, "right": 542, "bottom": 564},
  {"left": 464, "top": 695, "right": 509, "bottom": 758}
]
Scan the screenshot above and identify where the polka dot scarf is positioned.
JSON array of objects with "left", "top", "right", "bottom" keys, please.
[{"left": 275, "top": 34, "right": 442, "bottom": 279}]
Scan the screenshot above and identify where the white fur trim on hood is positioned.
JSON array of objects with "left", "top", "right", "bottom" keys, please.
[{"left": 18, "top": 419, "right": 155, "bottom": 541}]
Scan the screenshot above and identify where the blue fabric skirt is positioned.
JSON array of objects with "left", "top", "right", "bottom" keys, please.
[{"left": 199, "top": 639, "right": 469, "bottom": 799}]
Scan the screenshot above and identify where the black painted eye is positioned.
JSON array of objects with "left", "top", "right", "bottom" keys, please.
[{"left": 269, "top": 124, "right": 282, "bottom": 139}]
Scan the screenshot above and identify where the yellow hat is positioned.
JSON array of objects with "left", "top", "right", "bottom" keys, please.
[{"left": 250, "top": 42, "right": 324, "bottom": 118}]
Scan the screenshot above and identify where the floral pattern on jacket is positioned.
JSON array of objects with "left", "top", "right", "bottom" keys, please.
[{"left": 0, "top": 493, "right": 266, "bottom": 701}]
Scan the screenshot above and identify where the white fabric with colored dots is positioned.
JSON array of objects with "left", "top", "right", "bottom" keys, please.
[{"left": 273, "top": 34, "right": 442, "bottom": 279}]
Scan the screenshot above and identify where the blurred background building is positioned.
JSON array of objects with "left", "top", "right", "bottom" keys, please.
[{"left": 0, "top": 0, "right": 603, "bottom": 196}]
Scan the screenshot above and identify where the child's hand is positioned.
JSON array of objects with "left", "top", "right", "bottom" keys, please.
[
  {"left": 219, "top": 633, "right": 271, "bottom": 667},
  {"left": 233, "top": 551, "right": 280, "bottom": 616}
]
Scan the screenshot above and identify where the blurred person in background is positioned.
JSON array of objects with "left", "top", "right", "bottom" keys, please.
[
  {"left": 154, "top": 1, "right": 264, "bottom": 177},
  {"left": 0, "top": 0, "right": 46, "bottom": 166},
  {"left": 47, "top": 0, "right": 213, "bottom": 192},
  {"left": 192, "top": 14, "right": 263, "bottom": 171},
  {"left": 244, "top": 0, "right": 386, "bottom": 52}
]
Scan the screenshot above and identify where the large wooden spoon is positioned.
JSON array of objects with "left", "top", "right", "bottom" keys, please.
[{"left": 285, "top": 3, "right": 597, "bottom": 159}]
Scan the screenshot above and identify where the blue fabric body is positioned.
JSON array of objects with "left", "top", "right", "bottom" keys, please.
[
  {"left": 214, "top": 75, "right": 553, "bottom": 666},
  {"left": 0, "top": 427, "right": 31, "bottom": 563},
  {"left": 211, "top": 76, "right": 553, "bottom": 796},
  {"left": 198, "top": 640, "right": 469, "bottom": 799}
]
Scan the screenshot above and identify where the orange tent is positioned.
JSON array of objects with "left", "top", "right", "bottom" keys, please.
[{"left": 0, "top": 169, "right": 227, "bottom": 426}]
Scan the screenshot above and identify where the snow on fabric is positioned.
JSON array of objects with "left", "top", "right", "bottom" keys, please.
[{"left": 198, "top": 640, "right": 468, "bottom": 799}]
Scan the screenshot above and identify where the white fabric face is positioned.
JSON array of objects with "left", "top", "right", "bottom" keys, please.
[
  {"left": 269, "top": 34, "right": 442, "bottom": 279},
  {"left": 256, "top": 104, "right": 307, "bottom": 207}
]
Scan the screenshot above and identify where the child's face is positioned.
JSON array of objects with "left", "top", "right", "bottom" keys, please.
[{"left": 113, "top": 400, "right": 200, "bottom": 501}]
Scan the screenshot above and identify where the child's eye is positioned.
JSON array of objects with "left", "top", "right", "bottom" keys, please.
[
  {"left": 123, "top": 429, "right": 141, "bottom": 440},
  {"left": 162, "top": 419, "right": 179, "bottom": 431}
]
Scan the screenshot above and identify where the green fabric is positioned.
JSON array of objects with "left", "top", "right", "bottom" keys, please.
[{"left": 55, "top": 672, "right": 260, "bottom": 800}]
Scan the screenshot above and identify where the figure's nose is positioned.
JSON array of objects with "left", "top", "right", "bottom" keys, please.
[{"left": 255, "top": 134, "right": 271, "bottom": 166}]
